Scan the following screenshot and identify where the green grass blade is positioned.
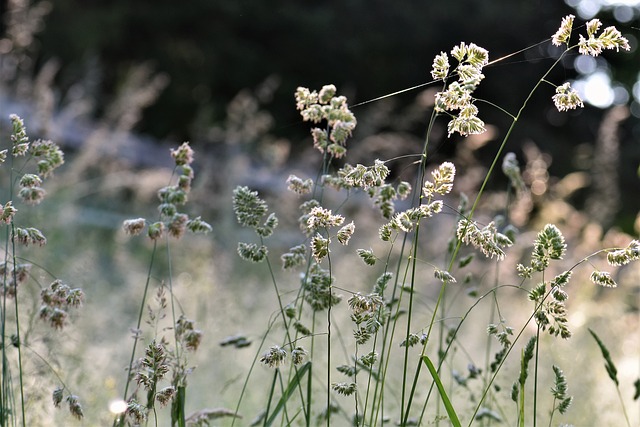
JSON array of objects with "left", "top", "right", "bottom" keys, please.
[
  {"left": 588, "top": 328, "right": 619, "bottom": 386},
  {"left": 171, "top": 385, "right": 186, "bottom": 427},
  {"left": 265, "top": 362, "right": 311, "bottom": 427},
  {"left": 422, "top": 356, "right": 461, "bottom": 427}
]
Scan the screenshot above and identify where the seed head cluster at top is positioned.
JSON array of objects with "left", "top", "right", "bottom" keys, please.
[
  {"left": 551, "top": 15, "right": 630, "bottom": 112},
  {"left": 122, "top": 142, "right": 212, "bottom": 240}
]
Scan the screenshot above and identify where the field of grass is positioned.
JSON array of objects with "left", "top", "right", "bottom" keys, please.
[{"left": 0, "top": 11, "right": 638, "bottom": 427}]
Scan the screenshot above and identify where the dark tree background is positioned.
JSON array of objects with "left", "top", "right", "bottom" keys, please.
[{"left": 2, "top": 0, "right": 640, "bottom": 227}]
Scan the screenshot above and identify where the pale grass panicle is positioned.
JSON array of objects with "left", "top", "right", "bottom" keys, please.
[
  {"left": 176, "top": 315, "right": 203, "bottom": 352},
  {"left": 52, "top": 387, "right": 64, "bottom": 408},
  {"left": 237, "top": 241, "right": 268, "bottom": 263},
  {"left": 126, "top": 400, "right": 148, "bottom": 424},
  {"left": 155, "top": 386, "right": 176, "bottom": 407},
  {"left": 66, "top": 395, "right": 84, "bottom": 420},
  {"left": 18, "top": 184, "right": 45, "bottom": 205},
  {"left": 448, "top": 103, "right": 486, "bottom": 136},
  {"left": 168, "top": 212, "right": 189, "bottom": 238},
  {"left": 606, "top": 240, "right": 640, "bottom": 266},
  {"left": 123, "top": 218, "right": 146, "bottom": 236},
  {"left": 589, "top": 270, "right": 617, "bottom": 288},
  {"left": 147, "top": 221, "right": 165, "bottom": 240},
  {"left": 306, "top": 206, "right": 344, "bottom": 230},
  {"left": 456, "top": 219, "right": 512, "bottom": 260},
  {"left": 501, "top": 152, "right": 526, "bottom": 192},
  {"left": 39, "top": 279, "right": 84, "bottom": 330},
  {"left": 123, "top": 142, "right": 211, "bottom": 241},
  {"left": 170, "top": 141, "right": 194, "bottom": 166},
  {"left": 530, "top": 223, "right": 567, "bottom": 271},
  {"left": 431, "top": 51, "right": 449, "bottom": 80},
  {"left": 286, "top": 174, "right": 313, "bottom": 195},
  {"left": 14, "top": 226, "right": 47, "bottom": 246},
  {"left": 432, "top": 42, "right": 488, "bottom": 136},
  {"left": 356, "top": 248, "right": 377, "bottom": 266},
  {"left": 0, "top": 201, "right": 17, "bottom": 223},
  {"left": 423, "top": 161, "right": 456, "bottom": 199},
  {"left": 434, "top": 268, "right": 457, "bottom": 284},
  {"left": 347, "top": 292, "right": 383, "bottom": 316},
  {"left": 281, "top": 243, "right": 307, "bottom": 270},
  {"left": 311, "top": 233, "right": 330, "bottom": 262},
  {"left": 578, "top": 18, "right": 630, "bottom": 56},
  {"left": 260, "top": 345, "right": 287, "bottom": 368},
  {"left": 337, "top": 221, "right": 355, "bottom": 245},
  {"left": 552, "top": 14, "right": 574, "bottom": 46},
  {"left": 296, "top": 84, "right": 357, "bottom": 157},
  {"left": 552, "top": 82, "right": 584, "bottom": 112},
  {"left": 332, "top": 382, "right": 357, "bottom": 396},
  {"left": 291, "top": 347, "right": 308, "bottom": 366},
  {"left": 233, "top": 186, "right": 269, "bottom": 228}
]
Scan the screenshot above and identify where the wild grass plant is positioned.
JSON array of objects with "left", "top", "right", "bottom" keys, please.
[
  {"left": 0, "top": 11, "right": 638, "bottom": 427},
  {"left": 228, "top": 15, "right": 639, "bottom": 427},
  {"left": 0, "top": 115, "right": 84, "bottom": 425}
]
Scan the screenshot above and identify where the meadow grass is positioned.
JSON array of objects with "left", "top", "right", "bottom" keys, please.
[{"left": 0, "top": 13, "right": 638, "bottom": 427}]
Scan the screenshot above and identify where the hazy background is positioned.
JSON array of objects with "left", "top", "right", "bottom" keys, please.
[{"left": 0, "top": 0, "right": 638, "bottom": 425}]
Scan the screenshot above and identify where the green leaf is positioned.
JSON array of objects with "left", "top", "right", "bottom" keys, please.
[
  {"left": 422, "top": 356, "right": 461, "bottom": 427},
  {"left": 265, "top": 362, "right": 311, "bottom": 426},
  {"left": 588, "top": 328, "right": 619, "bottom": 386},
  {"left": 171, "top": 385, "right": 186, "bottom": 427}
]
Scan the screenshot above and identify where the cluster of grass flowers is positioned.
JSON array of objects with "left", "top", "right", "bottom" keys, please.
[
  {"left": 229, "top": 15, "right": 637, "bottom": 427},
  {"left": 0, "top": 115, "right": 84, "bottom": 424},
  {"left": 0, "top": 12, "right": 636, "bottom": 427},
  {"left": 117, "top": 142, "right": 211, "bottom": 426}
]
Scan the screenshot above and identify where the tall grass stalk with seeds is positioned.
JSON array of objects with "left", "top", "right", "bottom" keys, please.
[
  {"left": 117, "top": 142, "right": 212, "bottom": 427},
  {"left": 231, "top": 15, "right": 638, "bottom": 426},
  {"left": 0, "top": 115, "right": 84, "bottom": 425}
]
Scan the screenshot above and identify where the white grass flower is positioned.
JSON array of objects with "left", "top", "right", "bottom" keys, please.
[
  {"left": 552, "top": 82, "right": 584, "bottom": 112},
  {"left": 464, "top": 43, "right": 489, "bottom": 69},
  {"left": 418, "top": 200, "right": 443, "bottom": 218},
  {"left": 431, "top": 52, "right": 449, "bottom": 80},
  {"left": 281, "top": 244, "right": 307, "bottom": 270},
  {"left": 311, "top": 234, "right": 330, "bottom": 262},
  {"left": 291, "top": 347, "right": 308, "bottom": 365},
  {"left": 332, "top": 382, "right": 357, "bottom": 396},
  {"left": 590, "top": 270, "right": 617, "bottom": 288},
  {"left": 170, "top": 141, "right": 194, "bottom": 166},
  {"left": 502, "top": 152, "right": 526, "bottom": 192},
  {"left": 260, "top": 346, "right": 287, "bottom": 368},
  {"left": 379, "top": 223, "right": 392, "bottom": 242},
  {"left": 456, "top": 219, "right": 509, "bottom": 260},
  {"left": 447, "top": 104, "right": 486, "bottom": 137},
  {"left": 552, "top": 15, "right": 574, "bottom": 46},
  {"left": 578, "top": 20, "right": 630, "bottom": 56},
  {"left": 186, "top": 216, "right": 213, "bottom": 234},
  {"left": 435, "top": 81, "right": 472, "bottom": 112},
  {"left": 434, "top": 268, "right": 456, "bottom": 283},
  {"left": 337, "top": 221, "right": 355, "bottom": 245},
  {"left": 356, "top": 248, "right": 377, "bottom": 266},
  {"left": 456, "top": 64, "right": 484, "bottom": 89},
  {"left": 287, "top": 174, "right": 313, "bottom": 195},
  {"left": 307, "top": 206, "right": 344, "bottom": 230},
  {"left": 586, "top": 19, "right": 602, "bottom": 37},
  {"left": 233, "top": 186, "right": 268, "bottom": 228},
  {"left": 237, "top": 242, "right": 268, "bottom": 262},
  {"left": 319, "top": 84, "right": 337, "bottom": 103},
  {"left": 430, "top": 162, "right": 456, "bottom": 195}
]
